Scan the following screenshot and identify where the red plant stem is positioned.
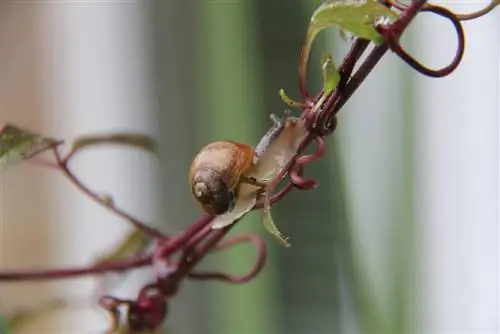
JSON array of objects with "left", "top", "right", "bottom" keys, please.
[
  {"left": 334, "top": 45, "right": 389, "bottom": 113},
  {"left": 0, "top": 255, "right": 152, "bottom": 281},
  {"left": 321, "top": 40, "right": 369, "bottom": 118},
  {"left": 321, "top": 1, "right": 427, "bottom": 126},
  {"left": 392, "top": 0, "right": 428, "bottom": 34},
  {"left": 389, "top": 0, "right": 500, "bottom": 21},
  {"left": 186, "top": 228, "right": 233, "bottom": 270},
  {"left": 156, "top": 214, "right": 214, "bottom": 258},
  {"left": 182, "top": 225, "right": 213, "bottom": 253},
  {"left": 455, "top": 0, "right": 500, "bottom": 20},
  {"left": 326, "top": 0, "right": 428, "bottom": 120},
  {"left": 377, "top": 4, "right": 465, "bottom": 78},
  {"left": 52, "top": 148, "right": 167, "bottom": 239},
  {"left": 337, "top": 40, "right": 371, "bottom": 89},
  {"left": 0, "top": 213, "right": 212, "bottom": 282}
]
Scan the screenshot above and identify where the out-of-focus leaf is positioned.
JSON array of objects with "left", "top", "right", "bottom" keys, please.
[
  {"left": 0, "top": 124, "right": 62, "bottom": 167},
  {"left": 93, "top": 230, "right": 152, "bottom": 266},
  {"left": 6, "top": 299, "right": 67, "bottom": 333},
  {"left": 0, "top": 315, "right": 11, "bottom": 334},
  {"left": 301, "top": 0, "right": 398, "bottom": 81},
  {"left": 321, "top": 53, "right": 341, "bottom": 95},
  {"left": 71, "top": 133, "right": 158, "bottom": 155},
  {"left": 93, "top": 230, "right": 152, "bottom": 297}
]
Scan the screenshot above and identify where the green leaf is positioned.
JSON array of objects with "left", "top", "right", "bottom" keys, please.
[
  {"left": 0, "top": 125, "right": 62, "bottom": 167},
  {"left": 321, "top": 53, "right": 341, "bottom": 95},
  {"left": 310, "top": 0, "right": 398, "bottom": 44},
  {"left": 71, "top": 133, "right": 158, "bottom": 155},
  {"left": 300, "top": 0, "right": 398, "bottom": 82}
]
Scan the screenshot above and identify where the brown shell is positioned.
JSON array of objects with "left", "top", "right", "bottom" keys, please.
[{"left": 189, "top": 140, "right": 255, "bottom": 192}]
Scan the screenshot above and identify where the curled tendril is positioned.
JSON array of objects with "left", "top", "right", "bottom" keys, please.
[
  {"left": 289, "top": 164, "right": 310, "bottom": 189},
  {"left": 454, "top": 0, "right": 500, "bottom": 21},
  {"left": 389, "top": 0, "right": 500, "bottom": 21},
  {"left": 290, "top": 136, "right": 326, "bottom": 189},
  {"left": 264, "top": 181, "right": 295, "bottom": 206},
  {"left": 253, "top": 135, "right": 326, "bottom": 206},
  {"left": 376, "top": 4, "right": 465, "bottom": 78},
  {"left": 188, "top": 234, "right": 266, "bottom": 283}
]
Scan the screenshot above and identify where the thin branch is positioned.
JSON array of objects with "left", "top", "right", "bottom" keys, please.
[
  {"left": 0, "top": 255, "right": 151, "bottom": 281},
  {"left": 389, "top": 0, "right": 500, "bottom": 21},
  {"left": 52, "top": 147, "right": 167, "bottom": 239}
]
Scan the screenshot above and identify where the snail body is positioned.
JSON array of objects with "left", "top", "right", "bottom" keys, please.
[
  {"left": 189, "top": 113, "right": 293, "bottom": 217},
  {"left": 189, "top": 140, "right": 259, "bottom": 215}
]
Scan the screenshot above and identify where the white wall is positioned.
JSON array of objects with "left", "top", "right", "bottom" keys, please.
[{"left": 414, "top": 1, "right": 499, "bottom": 332}]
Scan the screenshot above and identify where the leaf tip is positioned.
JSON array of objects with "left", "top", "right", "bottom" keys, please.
[
  {"left": 261, "top": 194, "right": 291, "bottom": 248},
  {"left": 278, "top": 89, "right": 302, "bottom": 108},
  {"left": 321, "top": 53, "right": 341, "bottom": 96}
]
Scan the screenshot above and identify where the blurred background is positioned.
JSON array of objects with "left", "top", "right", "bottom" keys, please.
[{"left": 0, "top": 0, "right": 498, "bottom": 333}]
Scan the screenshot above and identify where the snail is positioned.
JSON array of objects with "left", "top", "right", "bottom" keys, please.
[
  {"left": 189, "top": 113, "right": 309, "bottom": 246},
  {"left": 188, "top": 141, "right": 268, "bottom": 216},
  {"left": 189, "top": 113, "right": 288, "bottom": 216}
]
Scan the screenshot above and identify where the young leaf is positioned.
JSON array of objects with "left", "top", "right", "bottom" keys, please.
[
  {"left": 70, "top": 133, "right": 158, "bottom": 155},
  {"left": 278, "top": 89, "right": 303, "bottom": 108},
  {"left": 0, "top": 124, "right": 62, "bottom": 167},
  {"left": 321, "top": 53, "right": 341, "bottom": 95}
]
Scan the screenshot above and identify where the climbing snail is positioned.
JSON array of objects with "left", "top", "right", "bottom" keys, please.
[
  {"left": 188, "top": 112, "right": 309, "bottom": 247},
  {"left": 188, "top": 140, "right": 267, "bottom": 216}
]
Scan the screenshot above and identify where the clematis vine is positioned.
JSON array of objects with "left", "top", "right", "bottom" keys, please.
[{"left": 0, "top": 0, "right": 497, "bottom": 332}]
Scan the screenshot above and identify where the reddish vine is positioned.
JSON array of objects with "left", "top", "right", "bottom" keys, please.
[{"left": 0, "top": 0, "right": 496, "bottom": 332}]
